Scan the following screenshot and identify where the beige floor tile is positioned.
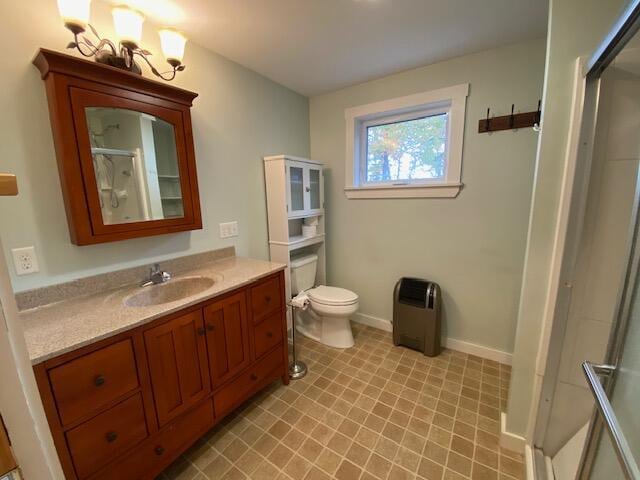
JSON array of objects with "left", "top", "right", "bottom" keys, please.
[
  {"left": 315, "top": 448, "right": 342, "bottom": 475},
  {"left": 335, "top": 460, "right": 363, "bottom": 480},
  {"left": 395, "top": 446, "right": 421, "bottom": 472},
  {"left": 418, "top": 458, "right": 444, "bottom": 480},
  {"left": 202, "top": 455, "right": 232, "bottom": 479},
  {"left": 366, "top": 453, "right": 393, "bottom": 479},
  {"left": 283, "top": 454, "right": 312, "bottom": 479},
  {"left": 251, "top": 461, "right": 280, "bottom": 480},
  {"left": 305, "top": 466, "right": 332, "bottom": 480},
  {"left": 160, "top": 325, "right": 513, "bottom": 480}
]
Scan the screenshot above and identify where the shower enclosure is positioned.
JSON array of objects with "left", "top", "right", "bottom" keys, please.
[{"left": 532, "top": 2, "right": 640, "bottom": 479}]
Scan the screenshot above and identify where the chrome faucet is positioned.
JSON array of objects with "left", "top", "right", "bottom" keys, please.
[{"left": 141, "top": 263, "right": 171, "bottom": 287}]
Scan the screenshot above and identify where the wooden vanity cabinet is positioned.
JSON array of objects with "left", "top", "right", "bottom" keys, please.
[
  {"left": 144, "top": 310, "right": 211, "bottom": 427},
  {"left": 33, "top": 271, "right": 288, "bottom": 480},
  {"left": 204, "top": 291, "right": 251, "bottom": 387}
]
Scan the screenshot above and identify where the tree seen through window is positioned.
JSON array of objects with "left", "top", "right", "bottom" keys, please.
[{"left": 366, "top": 113, "right": 448, "bottom": 183}]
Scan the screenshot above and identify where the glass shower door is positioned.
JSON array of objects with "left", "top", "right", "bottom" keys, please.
[{"left": 584, "top": 226, "right": 640, "bottom": 479}]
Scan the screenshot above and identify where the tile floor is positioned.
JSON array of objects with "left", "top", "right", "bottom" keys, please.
[{"left": 158, "top": 324, "right": 524, "bottom": 480}]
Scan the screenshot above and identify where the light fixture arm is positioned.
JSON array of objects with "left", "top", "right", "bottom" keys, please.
[
  {"left": 134, "top": 50, "right": 184, "bottom": 81},
  {"left": 63, "top": 22, "right": 184, "bottom": 82},
  {"left": 69, "top": 25, "right": 118, "bottom": 59}
]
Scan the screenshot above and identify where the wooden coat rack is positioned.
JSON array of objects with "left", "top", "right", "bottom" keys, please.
[
  {"left": 478, "top": 101, "right": 541, "bottom": 133},
  {"left": 0, "top": 174, "right": 17, "bottom": 196}
]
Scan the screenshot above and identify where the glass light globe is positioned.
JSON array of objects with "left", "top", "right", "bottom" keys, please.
[
  {"left": 112, "top": 6, "right": 145, "bottom": 48},
  {"left": 159, "top": 29, "right": 187, "bottom": 66},
  {"left": 57, "top": 0, "right": 91, "bottom": 32}
]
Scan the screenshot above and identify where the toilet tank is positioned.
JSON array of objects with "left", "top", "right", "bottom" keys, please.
[{"left": 290, "top": 253, "right": 318, "bottom": 294}]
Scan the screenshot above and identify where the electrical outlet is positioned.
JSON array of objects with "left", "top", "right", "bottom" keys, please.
[
  {"left": 11, "top": 246, "right": 39, "bottom": 276},
  {"left": 219, "top": 221, "right": 239, "bottom": 239}
]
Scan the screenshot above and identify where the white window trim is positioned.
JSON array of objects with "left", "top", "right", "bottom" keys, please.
[{"left": 344, "top": 83, "right": 469, "bottom": 199}]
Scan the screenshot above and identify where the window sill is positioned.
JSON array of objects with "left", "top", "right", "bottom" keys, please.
[{"left": 344, "top": 182, "right": 463, "bottom": 199}]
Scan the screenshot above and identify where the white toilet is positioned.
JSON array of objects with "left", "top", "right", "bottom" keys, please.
[{"left": 290, "top": 253, "right": 358, "bottom": 348}]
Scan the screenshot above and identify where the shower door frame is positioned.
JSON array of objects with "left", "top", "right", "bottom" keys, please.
[{"left": 530, "top": 1, "right": 640, "bottom": 477}]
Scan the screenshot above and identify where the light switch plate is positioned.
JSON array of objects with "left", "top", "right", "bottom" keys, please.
[
  {"left": 11, "top": 246, "right": 39, "bottom": 275},
  {"left": 219, "top": 221, "right": 239, "bottom": 239}
]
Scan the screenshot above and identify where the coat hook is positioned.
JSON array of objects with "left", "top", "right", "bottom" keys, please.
[
  {"left": 486, "top": 108, "right": 491, "bottom": 132},
  {"left": 533, "top": 99, "right": 542, "bottom": 132},
  {"left": 509, "top": 104, "right": 515, "bottom": 128}
]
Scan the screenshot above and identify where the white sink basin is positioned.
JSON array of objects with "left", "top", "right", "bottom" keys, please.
[{"left": 124, "top": 276, "right": 216, "bottom": 307}]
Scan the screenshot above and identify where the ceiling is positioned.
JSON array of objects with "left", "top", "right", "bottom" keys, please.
[{"left": 110, "top": 0, "right": 549, "bottom": 96}]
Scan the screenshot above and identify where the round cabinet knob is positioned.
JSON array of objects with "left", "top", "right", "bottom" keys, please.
[
  {"left": 265, "top": 296, "right": 272, "bottom": 304},
  {"left": 206, "top": 324, "right": 215, "bottom": 332},
  {"left": 266, "top": 331, "right": 273, "bottom": 338},
  {"left": 105, "top": 431, "right": 118, "bottom": 443},
  {"left": 250, "top": 373, "right": 258, "bottom": 381},
  {"left": 154, "top": 446, "right": 165, "bottom": 456},
  {"left": 197, "top": 327, "right": 206, "bottom": 336},
  {"left": 94, "top": 375, "right": 106, "bottom": 387}
]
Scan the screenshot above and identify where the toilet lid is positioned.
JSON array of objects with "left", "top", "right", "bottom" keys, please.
[{"left": 308, "top": 285, "right": 358, "bottom": 306}]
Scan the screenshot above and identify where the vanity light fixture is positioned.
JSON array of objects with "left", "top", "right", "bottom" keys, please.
[{"left": 57, "top": 0, "right": 187, "bottom": 81}]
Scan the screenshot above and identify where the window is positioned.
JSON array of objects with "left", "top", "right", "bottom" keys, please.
[{"left": 345, "top": 84, "right": 468, "bottom": 198}]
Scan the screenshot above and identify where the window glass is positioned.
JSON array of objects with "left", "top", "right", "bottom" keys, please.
[{"left": 365, "top": 113, "right": 448, "bottom": 183}]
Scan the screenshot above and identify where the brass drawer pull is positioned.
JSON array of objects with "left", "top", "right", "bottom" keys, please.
[
  {"left": 105, "top": 431, "right": 118, "bottom": 443},
  {"left": 94, "top": 375, "right": 106, "bottom": 387},
  {"left": 154, "top": 446, "right": 165, "bottom": 456}
]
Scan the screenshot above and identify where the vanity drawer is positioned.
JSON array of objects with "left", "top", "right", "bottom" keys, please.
[
  {"left": 214, "top": 347, "right": 282, "bottom": 416},
  {"left": 250, "top": 275, "right": 281, "bottom": 323},
  {"left": 48, "top": 339, "right": 139, "bottom": 426},
  {"left": 91, "top": 399, "right": 214, "bottom": 480},
  {"left": 66, "top": 393, "right": 148, "bottom": 479},
  {"left": 253, "top": 311, "right": 284, "bottom": 359}
]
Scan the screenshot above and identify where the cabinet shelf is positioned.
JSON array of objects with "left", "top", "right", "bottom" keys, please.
[
  {"left": 158, "top": 175, "right": 180, "bottom": 179},
  {"left": 269, "top": 233, "right": 325, "bottom": 251},
  {"left": 161, "top": 197, "right": 183, "bottom": 201},
  {"left": 288, "top": 209, "right": 324, "bottom": 220}
]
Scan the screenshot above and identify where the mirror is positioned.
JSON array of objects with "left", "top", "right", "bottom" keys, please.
[{"left": 85, "top": 107, "right": 184, "bottom": 225}]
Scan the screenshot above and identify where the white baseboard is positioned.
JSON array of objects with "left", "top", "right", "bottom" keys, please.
[
  {"left": 500, "top": 412, "right": 526, "bottom": 453},
  {"left": 353, "top": 312, "right": 393, "bottom": 332},
  {"left": 442, "top": 337, "right": 512, "bottom": 365},
  {"left": 525, "top": 444, "right": 537, "bottom": 480},
  {"left": 352, "top": 313, "right": 513, "bottom": 365}
]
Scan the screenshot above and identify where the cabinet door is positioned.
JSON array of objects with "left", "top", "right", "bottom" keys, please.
[
  {"left": 204, "top": 291, "right": 251, "bottom": 387},
  {"left": 68, "top": 87, "right": 202, "bottom": 242},
  {"left": 286, "top": 163, "right": 306, "bottom": 217},
  {"left": 0, "top": 415, "right": 16, "bottom": 477},
  {"left": 144, "top": 310, "right": 211, "bottom": 427},
  {"left": 306, "top": 165, "right": 323, "bottom": 215}
]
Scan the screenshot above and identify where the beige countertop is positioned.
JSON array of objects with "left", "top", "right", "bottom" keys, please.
[{"left": 21, "top": 256, "right": 286, "bottom": 365}]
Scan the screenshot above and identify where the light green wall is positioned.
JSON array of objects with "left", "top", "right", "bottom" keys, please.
[
  {"left": 0, "top": 1, "right": 309, "bottom": 292},
  {"left": 310, "top": 39, "right": 545, "bottom": 354},
  {"left": 506, "top": 0, "right": 627, "bottom": 436}
]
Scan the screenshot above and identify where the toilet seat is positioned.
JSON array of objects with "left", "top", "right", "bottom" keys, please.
[{"left": 308, "top": 285, "right": 358, "bottom": 306}]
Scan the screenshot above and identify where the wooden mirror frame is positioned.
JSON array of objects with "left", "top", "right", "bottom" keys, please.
[{"left": 33, "top": 49, "right": 202, "bottom": 245}]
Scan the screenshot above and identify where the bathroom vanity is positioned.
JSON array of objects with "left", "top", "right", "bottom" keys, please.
[{"left": 21, "top": 255, "right": 287, "bottom": 480}]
